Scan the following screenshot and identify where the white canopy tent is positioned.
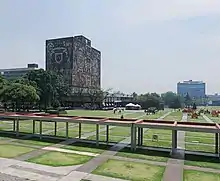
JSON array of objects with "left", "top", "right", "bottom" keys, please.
[
  {"left": 125, "top": 103, "right": 135, "bottom": 107},
  {"left": 125, "top": 103, "right": 141, "bottom": 110}
]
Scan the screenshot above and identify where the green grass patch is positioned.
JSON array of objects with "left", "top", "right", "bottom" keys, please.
[
  {"left": 87, "top": 135, "right": 124, "bottom": 143},
  {"left": 56, "top": 123, "right": 105, "bottom": 138},
  {"left": 184, "top": 169, "right": 220, "bottom": 181},
  {"left": 185, "top": 154, "right": 220, "bottom": 169},
  {"left": 13, "top": 137, "right": 61, "bottom": 147},
  {"left": 93, "top": 159, "right": 165, "bottom": 181},
  {"left": 63, "top": 142, "right": 111, "bottom": 154},
  {"left": 185, "top": 133, "right": 214, "bottom": 144},
  {"left": 102, "top": 126, "right": 130, "bottom": 137},
  {"left": 185, "top": 132, "right": 215, "bottom": 153},
  {"left": 87, "top": 126, "right": 130, "bottom": 143},
  {"left": 67, "top": 110, "right": 118, "bottom": 118},
  {"left": 206, "top": 115, "right": 220, "bottom": 123},
  {"left": 0, "top": 121, "right": 13, "bottom": 131},
  {"left": 0, "top": 144, "right": 35, "bottom": 158},
  {"left": 163, "top": 111, "right": 182, "bottom": 121},
  {"left": 185, "top": 144, "right": 215, "bottom": 153},
  {"left": 143, "top": 129, "right": 172, "bottom": 148},
  {"left": 124, "top": 112, "right": 145, "bottom": 118},
  {"left": 141, "top": 111, "right": 168, "bottom": 120},
  {"left": 116, "top": 147, "right": 169, "bottom": 162},
  {"left": 28, "top": 151, "right": 92, "bottom": 167}
]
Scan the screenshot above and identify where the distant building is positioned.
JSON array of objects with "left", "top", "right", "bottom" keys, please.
[
  {"left": 207, "top": 94, "right": 220, "bottom": 106},
  {"left": 46, "top": 35, "right": 101, "bottom": 93},
  {"left": 0, "top": 63, "right": 39, "bottom": 80},
  {"left": 177, "top": 80, "right": 206, "bottom": 98},
  {"left": 103, "top": 93, "right": 133, "bottom": 108}
]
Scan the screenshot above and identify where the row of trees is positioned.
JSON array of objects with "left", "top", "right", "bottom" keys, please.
[
  {"left": 0, "top": 69, "right": 111, "bottom": 112},
  {"left": 0, "top": 68, "right": 197, "bottom": 112},
  {"left": 0, "top": 69, "right": 67, "bottom": 111},
  {"left": 132, "top": 91, "right": 196, "bottom": 110}
]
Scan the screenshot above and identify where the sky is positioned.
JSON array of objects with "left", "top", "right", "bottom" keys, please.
[{"left": 1, "top": 0, "right": 220, "bottom": 94}]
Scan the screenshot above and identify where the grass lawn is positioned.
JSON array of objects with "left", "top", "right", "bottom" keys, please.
[
  {"left": 13, "top": 137, "right": 61, "bottom": 147},
  {"left": 102, "top": 126, "right": 130, "bottom": 137},
  {"left": 0, "top": 144, "right": 35, "bottom": 158},
  {"left": 63, "top": 142, "right": 111, "bottom": 154},
  {"left": 185, "top": 115, "right": 215, "bottom": 153},
  {"left": 67, "top": 110, "right": 167, "bottom": 120},
  {"left": 87, "top": 126, "right": 131, "bottom": 143},
  {"left": 143, "top": 129, "right": 172, "bottom": 148},
  {"left": 0, "top": 121, "right": 13, "bottom": 131},
  {"left": 141, "top": 110, "right": 168, "bottom": 120},
  {"left": 206, "top": 115, "right": 220, "bottom": 123},
  {"left": 163, "top": 111, "right": 182, "bottom": 121},
  {"left": 28, "top": 151, "right": 92, "bottom": 167},
  {"left": 67, "top": 110, "right": 127, "bottom": 118},
  {"left": 88, "top": 135, "right": 125, "bottom": 142},
  {"left": 185, "top": 132, "right": 215, "bottom": 153},
  {"left": 185, "top": 154, "right": 220, "bottom": 169},
  {"left": 188, "top": 117, "right": 205, "bottom": 123},
  {"left": 184, "top": 170, "right": 220, "bottom": 181},
  {"left": 93, "top": 159, "right": 165, "bottom": 181},
  {"left": 116, "top": 147, "right": 169, "bottom": 162},
  {"left": 50, "top": 123, "right": 104, "bottom": 138}
]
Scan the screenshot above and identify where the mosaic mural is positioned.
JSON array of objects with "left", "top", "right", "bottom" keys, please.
[{"left": 46, "top": 36, "right": 101, "bottom": 91}]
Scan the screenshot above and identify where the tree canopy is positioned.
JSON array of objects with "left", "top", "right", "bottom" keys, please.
[
  {"left": 0, "top": 69, "right": 71, "bottom": 111},
  {"left": 161, "top": 91, "right": 183, "bottom": 109},
  {"left": 0, "top": 70, "right": 189, "bottom": 112}
]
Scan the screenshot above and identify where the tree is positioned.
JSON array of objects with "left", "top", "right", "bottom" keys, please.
[
  {"left": 192, "top": 102, "right": 197, "bottom": 110},
  {"left": 25, "top": 69, "right": 70, "bottom": 110},
  {"left": 184, "top": 92, "right": 192, "bottom": 107},
  {"left": 0, "top": 76, "right": 7, "bottom": 102},
  {"left": 136, "top": 93, "right": 163, "bottom": 110},
  {"left": 169, "top": 96, "right": 182, "bottom": 109},
  {"left": 1, "top": 83, "right": 39, "bottom": 111},
  {"left": 161, "top": 91, "right": 183, "bottom": 108},
  {"left": 86, "top": 88, "right": 111, "bottom": 109},
  {"left": 132, "top": 92, "right": 138, "bottom": 101}
]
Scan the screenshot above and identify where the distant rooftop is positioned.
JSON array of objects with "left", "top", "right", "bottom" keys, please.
[
  {"left": 0, "top": 63, "right": 39, "bottom": 72},
  {"left": 178, "top": 80, "right": 204, "bottom": 84}
]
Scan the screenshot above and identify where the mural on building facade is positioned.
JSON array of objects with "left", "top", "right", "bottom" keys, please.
[
  {"left": 72, "top": 37, "right": 101, "bottom": 91},
  {"left": 46, "top": 37, "right": 73, "bottom": 84},
  {"left": 46, "top": 36, "right": 101, "bottom": 92}
]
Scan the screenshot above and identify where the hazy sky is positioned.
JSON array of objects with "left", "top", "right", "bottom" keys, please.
[{"left": 1, "top": 0, "right": 220, "bottom": 94}]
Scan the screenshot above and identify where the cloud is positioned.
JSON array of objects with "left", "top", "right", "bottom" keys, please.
[{"left": 113, "top": 0, "right": 220, "bottom": 24}]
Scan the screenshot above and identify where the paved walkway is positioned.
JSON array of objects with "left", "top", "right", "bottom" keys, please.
[
  {"left": 163, "top": 113, "right": 187, "bottom": 181},
  {"left": 42, "top": 146, "right": 99, "bottom": 156}
]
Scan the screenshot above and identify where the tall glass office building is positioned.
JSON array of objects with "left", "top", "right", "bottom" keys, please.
[{"left": 177, "top": 80, "right": 206, "bottom": 98}]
